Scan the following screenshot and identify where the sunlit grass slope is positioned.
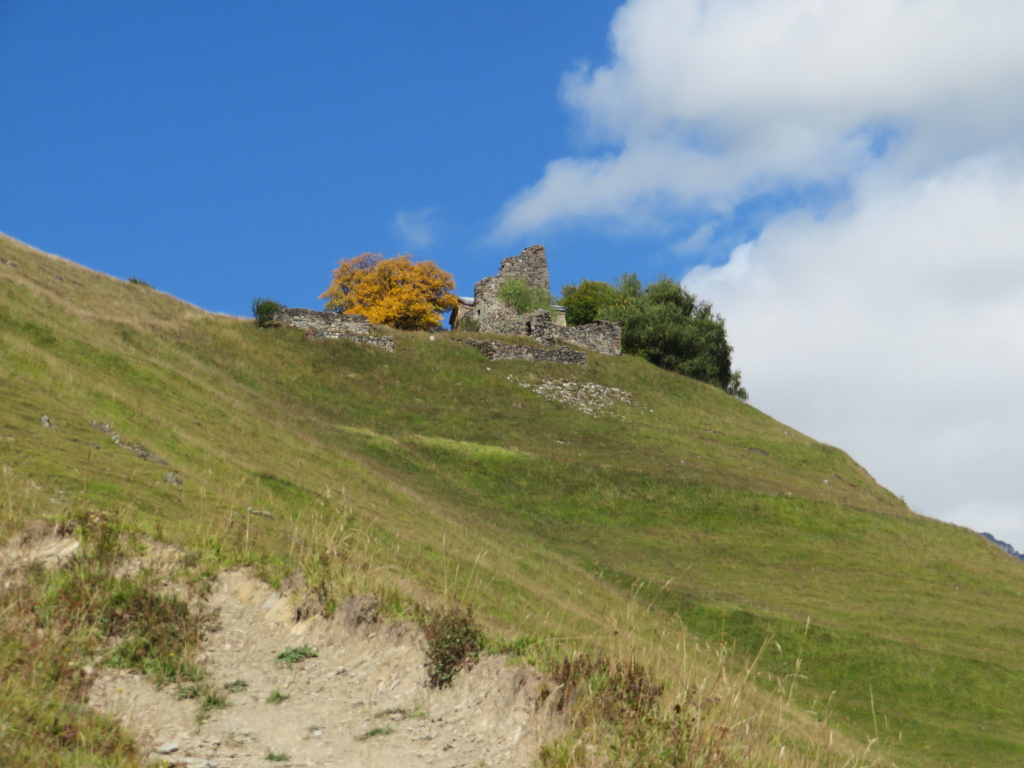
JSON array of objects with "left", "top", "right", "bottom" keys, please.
[{"left": 3, "top": 231, "right": 1023, "bottom": 767}]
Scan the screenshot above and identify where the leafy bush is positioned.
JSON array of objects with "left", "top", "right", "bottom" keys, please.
[
  {"left": 418, "top": 605, "right": 485, "bottom": 688},
  {"left": 497, "top": 278, "right": 551, "bottom": 315},
  {"left": 252, "top": 297, "right": 282, "bottom": 328}
]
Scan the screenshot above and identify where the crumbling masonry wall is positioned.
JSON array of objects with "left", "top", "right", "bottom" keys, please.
[
  {"left": 538, "top": 321, "right": 621, "bottom": 357},
  {"left": 461, "top": 339, "right": 587, "bottom": 365},
  {"left": 272, "top": 307, "right": 395, "bottom": 351}
]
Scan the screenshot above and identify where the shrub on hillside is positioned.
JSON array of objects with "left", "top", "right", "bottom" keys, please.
[
  {"left": 252, "top": 297, "right": 282, "bottom": 328},
  {"left": 417, "top": 604, "right": 485, "bottom": 688},
  {"left": 497, "top": 278, "right": 551, "bottom": 315}
]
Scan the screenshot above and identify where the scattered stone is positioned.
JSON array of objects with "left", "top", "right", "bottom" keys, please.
[
  {"left": 513, "top": 377, "right": 640, "bottom": 417},
  {"left": 175, "top": 759, "right": 218, "bottom": 768},
  {"left": 5, "top": 259, "right": 18, "bottom": 267},
  {"left": 156, "top": 741, "right": 180, "bottom": 754},
  {"left": 88, "top": 419, "right": 167, "bottom": 463},
  {"left": 115, "top": 439, "right": 167, "bottom": 464},
  {"left": 248, "top": 508, "right": 273, "bottom": 519},
  {"left": 165, "top": 472, "right": 184, "bottom": 486}
]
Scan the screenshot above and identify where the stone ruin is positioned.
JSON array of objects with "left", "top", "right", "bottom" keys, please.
[
  {"left": 268, "top": 245, "right": 620, "bottom": 364},
  {"left": 460, "top": 339, "right": 587, "bottom": 366},
  {"left": 272, "top": 307, "right": 395, "bottom": 351},
  {"left": 453, "top": 245, "right": 622, "bottom": 357}
]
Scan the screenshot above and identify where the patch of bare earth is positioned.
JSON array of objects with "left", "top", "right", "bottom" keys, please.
[{"left": 87, "top": 568, "right": 554, "bottom": 768}]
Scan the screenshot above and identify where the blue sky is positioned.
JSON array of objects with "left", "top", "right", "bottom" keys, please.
[
  {"left": 4, "top": 0, "right": 1024, "bottom": 549},
  {"left": 0, "top": 0, "right": 642, "bottom": 311}
]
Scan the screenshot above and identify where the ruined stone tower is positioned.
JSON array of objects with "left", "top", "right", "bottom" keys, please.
[
  {"left": 455, "top": 245, "right": 550, "bottom": 333},
  {"left": 453, "top": 245, "right": 621, "bottom": 357}
]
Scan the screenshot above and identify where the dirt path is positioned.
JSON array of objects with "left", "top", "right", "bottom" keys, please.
[{"left": 88, "top": 569, "right": 553, "bottom": 768}]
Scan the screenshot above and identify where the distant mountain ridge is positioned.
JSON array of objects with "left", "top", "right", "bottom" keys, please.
[{"left": 980, "top": 532, "right": 1024, "bottom": 561}]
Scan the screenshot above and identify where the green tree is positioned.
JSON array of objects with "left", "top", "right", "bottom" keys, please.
[
  {"left": 560, "top": 274, "right": 747, "bottom": 400},
  {"left": 560, "top": 279, "right": 621, "bottom": 326}
]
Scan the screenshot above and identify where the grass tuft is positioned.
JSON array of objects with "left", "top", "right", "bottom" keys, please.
[
  {"left": 266, "top": 689, "right": 289, "bottom": 705},
  {"left": 355, "top": 725, "right": 395, "bottom": 742}
]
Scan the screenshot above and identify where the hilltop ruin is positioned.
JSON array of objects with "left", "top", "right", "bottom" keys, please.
[{"left": 453, "top": 245, "right": 621, "bottom": 357}]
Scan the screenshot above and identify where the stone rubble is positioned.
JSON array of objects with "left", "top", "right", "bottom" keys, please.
[{"left": 513, "top": 377, "right": 641, "bottom": 417}]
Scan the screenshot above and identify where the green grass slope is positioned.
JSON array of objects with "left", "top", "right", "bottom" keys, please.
[{"left": 2, "top": 232, "right": 1023, "bottom": 767}]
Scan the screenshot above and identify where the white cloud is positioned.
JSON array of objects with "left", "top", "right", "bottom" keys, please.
[
  {"left": 393, "top": 207, "right": 437, "bottom": 249},
  {"left": 671, "top": 222, "right": 717, "bottom": 255},
  {"left": 685, "top": 157, "right": 1024, "bottom": 544},
  {"left": 496, "top": 0, "right": 1024, "bottom": 236}
]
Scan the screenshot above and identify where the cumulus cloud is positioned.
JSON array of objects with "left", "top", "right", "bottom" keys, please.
[
  {"left": 496, "top": 0, "right": 1024, "bottom": 236},
  {"left": 393, "top": 207, "right": 437, "bottom": 249},
  {"left": 686, "top": 157, "right": 1024, "bottom": 544},
  {"left": 493, "top": 0, "right": 1024, "bottom": 543}
]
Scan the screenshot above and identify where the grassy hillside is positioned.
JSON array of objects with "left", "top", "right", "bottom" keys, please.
[{"left": 2, "top": 231, "right": 1023, "bottom": 767}]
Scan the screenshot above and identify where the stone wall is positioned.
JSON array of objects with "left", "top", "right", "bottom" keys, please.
[
  {"left": 461, "top": 339, "right": 587, "bottom": 366},
  {"left": 479, "top": 307, "right": 551, "bottom": 338},
  {"left": 273, "top": 307, "right": 395, "bottom": 352},
  {"left": 496, "top": 244, "right": 550, "bottom": 296},
  {"left": 538, "top": 320, "right": 621, "bottom": 357}
]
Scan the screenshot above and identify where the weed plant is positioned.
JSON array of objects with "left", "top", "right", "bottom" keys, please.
[
  {"left": 356, "top": 725, "right": 395, "bottom": 742},
  {"left": 417, "top": 604, "right": 485, "bottom": 688},
  {"left": 252, "top": 297, "right": 282, "bottom": 328}
]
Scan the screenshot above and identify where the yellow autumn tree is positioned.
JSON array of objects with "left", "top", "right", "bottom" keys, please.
[{"left": 319, "top": 252, "right": 458, "bottom": 331}]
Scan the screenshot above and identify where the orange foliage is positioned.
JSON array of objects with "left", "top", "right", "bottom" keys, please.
[{"left": 319, "top": 252, "right": 458, "bottom": 331}]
